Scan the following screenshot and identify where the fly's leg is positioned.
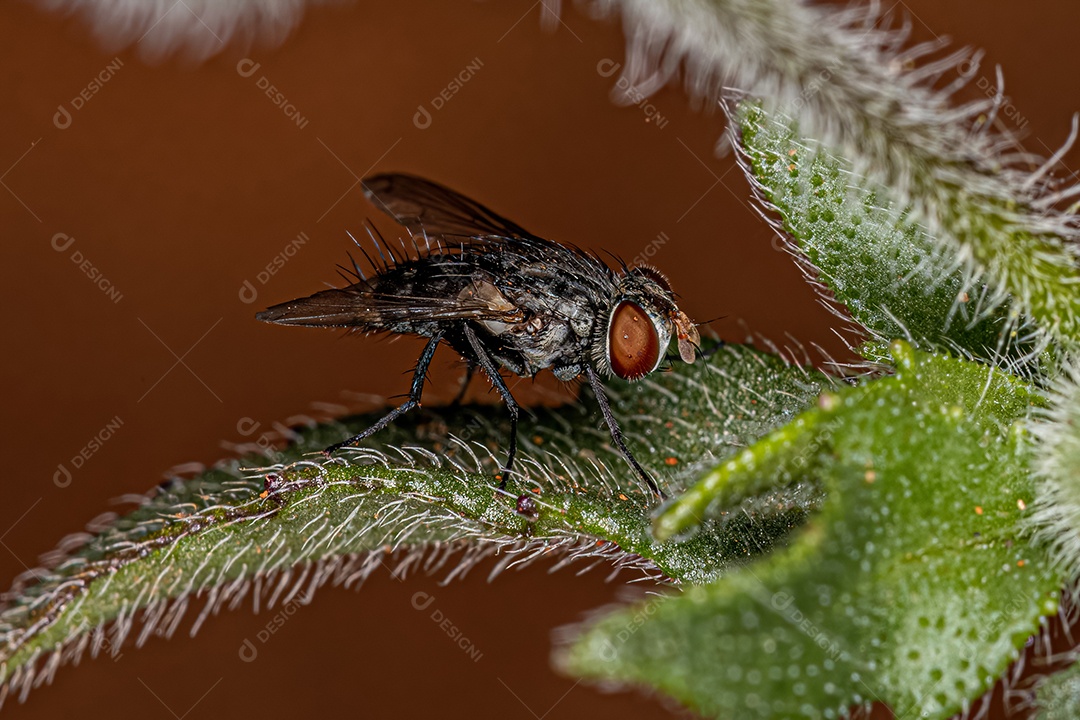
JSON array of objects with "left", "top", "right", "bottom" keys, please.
[
  {"left": 586, "top": 366, "right": 665, "bottom": 499},
  {"left": 463, "top": 324, "right": 519, "bottom": 489},
  {"left": 324, "top": 332, "right": 443, "bottom": 455},
  {"left": 449, "top": 364, "right": 475, "bottom": 407}
]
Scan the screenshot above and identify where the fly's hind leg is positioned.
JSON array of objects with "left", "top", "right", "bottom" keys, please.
[
  {"left": 586, "top": 366, "right": 665, "bottom": 499},
  {"left": 462, "top": 324, "right": 519, "bottom": 490},
  {"left": 324, "top": 331, "right": 444, "bottom": 455}
]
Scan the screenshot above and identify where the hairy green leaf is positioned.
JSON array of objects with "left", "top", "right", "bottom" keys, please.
[
  {"left": 606, "top": 1, "right": 1080, "bottom": 350},
  {"left": 1036, "top": 657, "right": 1080, "bottom": 720},
  {"left": 564, "top": 343, "right": 1061, "bottom": 719},
  {"left": 0, "top": 343, "right": 825, "bottom": 702},
  {"left": 1029, "top": 358, "right": 1080, "bottom": 578},
  {"left": 735, "top": 102, "right": 1037, "bottom": 367}
]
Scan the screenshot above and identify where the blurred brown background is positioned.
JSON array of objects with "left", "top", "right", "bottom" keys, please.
[{"left": 1, "top": 1, "right": 1077, "bottom": 718}]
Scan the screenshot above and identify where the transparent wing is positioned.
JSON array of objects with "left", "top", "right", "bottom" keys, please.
[
  {"left": 362, "top": 173, "right": 533, "bottom": 240},
  {"left": 256, "top": 285, "right": 520, "bottom": 329}
]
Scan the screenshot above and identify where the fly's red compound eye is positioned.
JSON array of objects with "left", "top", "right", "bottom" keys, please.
[{"left": 608, "top": 300, "right": 660, "bottom": 380}]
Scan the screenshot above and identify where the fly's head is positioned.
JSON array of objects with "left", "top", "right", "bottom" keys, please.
[{"left": 598, "top": 266, "right": 700, "bottom": 381}]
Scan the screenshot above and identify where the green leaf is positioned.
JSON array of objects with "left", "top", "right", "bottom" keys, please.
[
  {"left": 0, "top": 343, "right": 826, "bottom": 701},
  {"left": 610, "top": 1, "right": 1080, "bottom": 351},
  {"left": 563, "top": 343, "right": 1062, "bottom": 719},
  {"left": 735, "top": 103, "right": 1036, "bottom": 367},
  {"left": 1028, "top": 358, "right": 1080, "bottom": 578},
  {"left": 1036, "top": 657, "right": 1080, "bottom": 720}
]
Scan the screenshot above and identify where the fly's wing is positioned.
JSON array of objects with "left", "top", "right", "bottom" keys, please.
[
  {"left": 256, "top": 287, "right": 517, "bottom": 328},
  {"left": 259, "top": 173, "right": 610, "bottom": 330},
  {"left": 362, "top": 173, "right": 533, "bottom": 240},
  {"left": 361, "top": 173, "right": 612, "bottom": 281}
]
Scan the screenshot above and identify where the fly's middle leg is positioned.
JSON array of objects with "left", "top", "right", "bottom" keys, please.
[{"left": 463, "top": 324, "right": 520, "bottom": 489}]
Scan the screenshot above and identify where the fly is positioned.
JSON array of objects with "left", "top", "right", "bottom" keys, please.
[{"left": 257, "top": 173, "right": 700, "bottom": 499}]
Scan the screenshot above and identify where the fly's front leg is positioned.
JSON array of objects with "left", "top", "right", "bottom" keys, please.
[
  {"left": 324, "top": 332, "right": 444, "bottom": 455},
  {"left": 586, "top": 366, "right": 665, "bottom": 499},
  {"left": 462, "top": 324, "right": 519, "bottom": 489}
]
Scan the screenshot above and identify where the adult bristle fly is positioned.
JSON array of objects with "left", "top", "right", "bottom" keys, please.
[{"left": 256, "top": 173, "right": 700, "bottom": 499}]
